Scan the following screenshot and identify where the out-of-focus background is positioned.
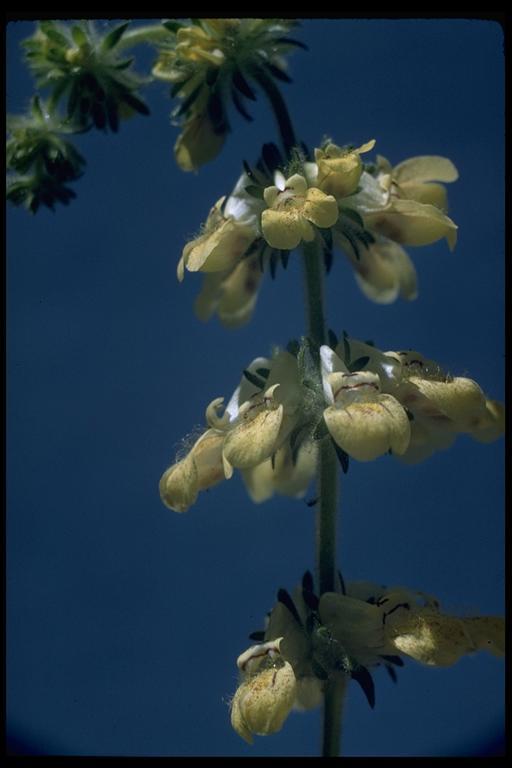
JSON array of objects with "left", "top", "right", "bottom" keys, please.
[{"left": 6, "top": 18, "right": 505, "bottom": 757}]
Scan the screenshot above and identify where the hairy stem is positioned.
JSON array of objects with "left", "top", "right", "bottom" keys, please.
[
  {"left": 302, "top": 237, "right": 345, "bottom": 756},
  {"left": 118, "top": 24, "right": 173, "bottom": 50}
]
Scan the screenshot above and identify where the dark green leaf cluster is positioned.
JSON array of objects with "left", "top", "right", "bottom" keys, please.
[
  {"left": 6, "top": 97, "right": 85, "bottom": 213},
  {"left": 23, "top": 20, "right": 149, "bottom": 133}
]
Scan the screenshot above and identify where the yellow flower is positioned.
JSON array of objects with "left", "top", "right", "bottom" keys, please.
[
  {"left": 221, "top": 383, "right": 285, "bottom": 476},
  {"left": 262, "top": 172, "right": 338, "bottom": 250},
  {"left": 470, "top": 399, "right": 506, "bottom": 444},
  {"left": 349, "top": 157, "right": 458, "bottom": 250},
  {"left": 158, "top": 429, "right": 225, "bottom": 513},
  {"left": 178, "top": 177, "right": 261, "bottom": 279},
  {"left": 339, "top": 235, "right": 418, "bottom": 304},
  {"left": 312, "top": 139, "right": 376, "bottom": 198},
  {"left": 241, "top": 440, "right": 318, "bottom": 503},
  {"left": 159, "top": 350, "right": 302, "bottom": 512},
  {"left": 153, "top": 19, "right": 305, "bottom": 170},
  {"left": 320, "top": 582, "right": 505, "bottom": 669},
  {"left": 376, "top": 153, "right": 459, "bottom": 212},
  {"left": 231, "top": 638, "right": 297, "bottom": 744},
  {"left": 320, "top": 346, "right": 411, "bottom": 461},
  {"left": 331, "top": 337, "right": 505, "bottom": 463},
  {"left": 234, "top": 571, "right": 503, "bottom": 738},
  {"left": 174, "top": 110, "right": 227, "bottom": 173},
  {"left": 193, "top": 252, "right": 264, "bottom": 328}
]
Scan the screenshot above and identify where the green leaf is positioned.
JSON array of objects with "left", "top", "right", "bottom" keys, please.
[
  {"left": 269, "top": 250, "right": 278, "bottom": 279},
  {"left": 40, "top": 22, "right": 69, "bottom": 47},
  {"left": 264, "top": 62, "right": 292, "bottom": 83},
  {"left": 71, "top": 25, "right": 88, "bottom": 48},
  {"left": 102, "top": 21, "right": 130, "bottom": 50},
  {"left": 332, "top": 440, "right": 350, "bottom": 474},
  {"left": 120, "top": 91, "right": 150, "bottom": 116},
  {"left": 231, "top": 87, "right": 253, "bottom": 122},
  {"left": 173, "top": 82, "right": 204, "bottom": 117},
  {"left": 162, "top": 20, "right": 184, "bottom": 34},
  {"left": 327, "top": 329, "right": 338, "bottom": 349},
  {"left": 342, "top": 331, "right": 351, "bottom": 365},
  {"left": 341, "top": 206, "right": 365, "bottom": 228},
  {"left": 319, "top": 226, "right": 333, "bottom": 252},
  {"left": 312, "top": 418, "right": 328, "bottom": 441},
  {"left": 244, "top": 184, "right": 264, "bottom": 199},
  {"left": 31, "top": 96, "right": 44, "bottom": 120},
  {"left": 348, "top": 356, "right": 370, "bottom": 372},
  {"left": 275, "top": 36, "right": 309, "bottom": 50},
  {"left": 113, "top": 57, "right": 135, "bottom": 71},
  {"left": 286, "top": 339, "right": 300, "bottom": 357},
  {"left": 242, "top": 369, "right": 265, "bottom": 389},
  {"left": 255, "top": 367, "right": 270, "bottom": 379},
  {"left": 312, "top": 659, "right": 329, "bottom": 681},
  {"left": 232, "top": 68, "right": 257, "bottom": 100},
  {"left": 48, "top": 78, "right": 71, "bottom": 111},
  {"left": 323, "top": 248, "right": 333, "bottom": 274}
]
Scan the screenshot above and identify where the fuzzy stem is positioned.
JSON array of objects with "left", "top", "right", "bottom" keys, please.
[
  {"left": 117, "top": 24, "right": 173, "bottom": 50},
  {"left": 302, "top": 237, "right": 345, "bottom": 756}
]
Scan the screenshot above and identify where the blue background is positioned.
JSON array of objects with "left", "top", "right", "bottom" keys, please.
[{"left": 6, "top": 18, "right": 505, "bottom": 757}]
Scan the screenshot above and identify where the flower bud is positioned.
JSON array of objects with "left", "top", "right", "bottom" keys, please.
[{"left": 231, "top": 639, "right": 297, "bottom": 743}]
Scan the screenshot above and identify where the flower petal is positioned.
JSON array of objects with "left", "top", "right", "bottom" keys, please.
[
  {"left": 303, "top": 187, "right": 339, "bottom": 228},
  {"left": 407, "top": 375, "right": 487, "bottom": 431},
  {"left": 230, "top": 662, "right": 296, "bottom": 740},
  {"left": 324, "top": 394, "right": 410, "bottom": 461},
  {"left": 261, "top": 208, "right": 304, "bottom": 250},
  {"left": 388, "top": 610, "right": 505, "bottom": 667},
  {"left": 158, "top": 452, "right": 198, "bottom": 513},
  {"left": 365, "top": 197, "right": 458, "bottom": 250},
  {"left": 223, "top": 400, "right": 284, "bottom": 469},
  {"left": 350, "top": 240, "right": 418, "bottom": 304},
  {"left": 393, "top": 155, "right": 459, "bottom": 184}
]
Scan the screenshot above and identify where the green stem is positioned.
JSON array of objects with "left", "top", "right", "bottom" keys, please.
[
  {"left": 117, "top": 24, "right": 173, "bottom": 50},
  {"left": 322, "top": 677, "right": 348, "bottom": 758},
  {"left": 249, "top": 66, "right": 297, "bottom": 159},
  {"left": 302, "top": 237, "right": 344, "bottom": 756}
]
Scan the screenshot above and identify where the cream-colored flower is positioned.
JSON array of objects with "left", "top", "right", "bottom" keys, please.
[
  {"left": 221, "top": 384, "right": 285, "bottom": 475},
  {"left": 241, "top": 440, "right": 318, "bottom": 503},
  {"left": 340, "top": 234, "right": 418, "bottom": 304},
  {"left": 242, "top": 572, "right": 504, "bottom": 736},
  {"left": 153, "top": 19, "right": 305, "bottom": 170},
  {"left": 376, "top": 153, "right": 459, "bottom": 212},
  {"left": 174, "top": 109, "right": 227, "bottom": 173},
  {"left": 311, "top": 139, "right": 376, "bottom": 199},
  {"left": 159, "top": 349, "right": 303, "bottom": 512},
  {"left": 231, "top": 638, "right": 297, "bottom": 744},
  {"left": 159, "top": 429, "right": 225, "bottom": 513},
  {"left": 193, "top": 252, "right": 264, "bottom": 328},
  {"left": 262, "top": 172, "right": 338, "bottom": 250},
  {"left": 347, "top": 161, "right": 458, "bottom": 250},
  {"left": 321, "top": 582, "right": 505, "bottom": 669},
  {"left": 332, "top": 337, "right": 504, "bottom": 463},
  {"left": 470, "top": 399, "right": 506, "bottom": 443},
  {"left": 320, "top": 346, "right": 410, "bottom": 461}
]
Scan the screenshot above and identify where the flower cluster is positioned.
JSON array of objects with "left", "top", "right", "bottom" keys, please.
[
  {"left": 22, "top": 20, "right": 149, "bottom": 133},
  {"left": 152, "top": 19, "right": 305, "bottom": 171},
  {"left": 230, "top": 572, "right": 505, "bottom": 743},
  {"left": 6, "top": 96, "right": 86, "bottom": 213},
  {"left": 177, "top": 140, "right": 459, "bottom": 326},
  {"left": 159, "top": 336, "right": 504, "bottom": 512}
]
